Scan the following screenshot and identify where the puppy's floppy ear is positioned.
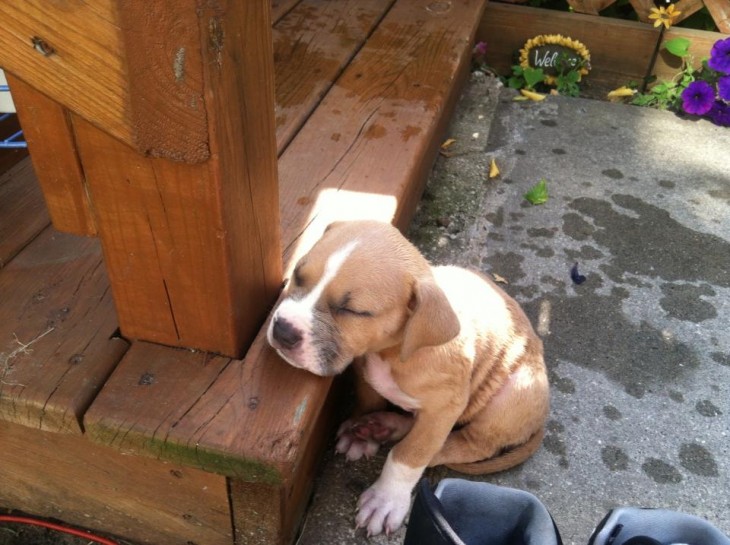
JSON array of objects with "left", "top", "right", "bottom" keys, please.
[{"left": 400, "top": 277, "right": 460, "bottom": 362}]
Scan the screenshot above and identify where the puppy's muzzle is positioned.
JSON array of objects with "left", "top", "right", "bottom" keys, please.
[{"left": 271, "top": 315, "right": 305, "bottom": 350}]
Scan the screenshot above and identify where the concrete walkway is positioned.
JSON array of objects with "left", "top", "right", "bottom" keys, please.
[{"left": 297, "top": 73, "right": 730, "bottom": 545}]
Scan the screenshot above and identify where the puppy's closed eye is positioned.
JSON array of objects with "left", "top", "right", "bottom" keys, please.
[{"left": 331, "top": 294, "right": 373, "bottom": 317}]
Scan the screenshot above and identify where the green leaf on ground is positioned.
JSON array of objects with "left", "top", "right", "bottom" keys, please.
[{"left": 524, "top": 179, "right": 549, "bottom": 205}]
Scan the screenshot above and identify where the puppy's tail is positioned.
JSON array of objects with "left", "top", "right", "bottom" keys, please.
[{"left": 444, "top": 427, "right": 545, "bottom": 475}]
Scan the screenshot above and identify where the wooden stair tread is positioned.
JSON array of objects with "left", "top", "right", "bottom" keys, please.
[
  {"left": 83, "top": 0, "right": 487, "bottom": 480},
  {"left": 0, "top": 227, "right": 128, "bottom": 434},
  {"left": 273, "top": 0, "right": 394, "bottom": 153},
  {"left": 0, "top": 157, "right": 48, "bottom": 268}
]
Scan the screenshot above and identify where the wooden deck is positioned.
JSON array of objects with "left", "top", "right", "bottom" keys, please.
[{"left": 0, "top": 1, "right": 486, "bottom": 544}]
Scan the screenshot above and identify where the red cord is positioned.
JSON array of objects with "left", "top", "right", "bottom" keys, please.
[{"left": 0, "top": 514, "right": 120, "bottom": 545}]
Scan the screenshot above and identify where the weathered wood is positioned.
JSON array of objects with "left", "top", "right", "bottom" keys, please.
[
  {"left": 0, "top": 2, "right": 210, "bottom": 163},
  {"left": 84, "top": 6, "right": 485, "bottom": 545},
  {"left": 0, "top": 227, "right": 127, "bottom": 434},
  {"left": 278, "top": 0, "right": 488, "bottom": 271},
  {"left": 72, "top": 0, "right": 281, "bottom": 357},
  {"left": 479, "top": 3, "right": 658, "bottom": 96},
  {"left": 272, "top": 0, "right": 303, "bottom": 22},
  {"left": 6, "top": 74, "right": 95, "bottom": 236},
  {"left": 656, "top": 26, "right": 728, "bottom": 81},
  {"left": 0, "top": 419, "right": 232, "bottom": 545},
  {"left": 704, "top": 0, "right": 730, "bottom": 32},
  {"left": 116, "top": 1, "right": 209, "bottom": 163},
  {"left": 565, "top": 0, "right": 616, "bottom": 15},
  {"left": 0, "top": 158, "right": 49, "bottom": 268},
  {"left": 273, "top": 0, "right": 396, "bottom": 152}
]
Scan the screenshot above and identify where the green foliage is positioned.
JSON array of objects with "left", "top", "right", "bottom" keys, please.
[
  {"left": 524, "top": 179, "right": 549, "bottom": 205},
  {"left": 631, "top": 37, "right": 717, "bottom": 111},
  {"left": 508, "top": 52, "right": 587, "bottom": 97},
  {"left": 664, "top": 37, "right": 690, "bottom": 58},
  {"left": 508, "top": 65, "right": 545, "bottom": 90}
]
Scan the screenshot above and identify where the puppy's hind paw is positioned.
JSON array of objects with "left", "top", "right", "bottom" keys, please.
[{"left": 335, "top": 425, "right": 380, "bottom": 461}]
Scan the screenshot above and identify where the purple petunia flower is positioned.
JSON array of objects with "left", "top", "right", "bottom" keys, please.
[
  {"left": 474, "top": 41, "right": 488, "bottom": 56},
  {"left": 681, "top": 80, "right": 715, "bottom": 115},
  {"left": 718, "top": 76, "right": 730, "bottom": 101},
  {"left": 708, "top": 37, "right": 730, "bottom": 74},
  {"left": 708, "top": 100, "right": 730, "bottom": 127}
]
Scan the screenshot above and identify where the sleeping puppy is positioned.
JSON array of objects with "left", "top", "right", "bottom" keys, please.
[{"left": 267, "top": 220, "right": 549, "bottom": 536}]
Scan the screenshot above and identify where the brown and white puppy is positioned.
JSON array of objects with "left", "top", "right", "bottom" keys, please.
[{"left": 267, "top": 220, "right": 549, "bottom": 536}]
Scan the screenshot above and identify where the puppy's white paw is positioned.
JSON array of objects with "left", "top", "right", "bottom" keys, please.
[{"left": 356, "top": 481, "right": 411, "bottom": 536}]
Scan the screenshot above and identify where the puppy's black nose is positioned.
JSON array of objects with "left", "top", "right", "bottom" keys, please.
[{"left": 272, "top": 317, "right": 302, "bottom": 349}]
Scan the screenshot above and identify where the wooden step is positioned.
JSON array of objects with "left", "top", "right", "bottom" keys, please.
[
  {"left": 0, "top": 157, "right": 128, "bottom": 434},
  {"left": 0, "top": 158, "right": 48, "bottom": 268},
  {"left": 0, "top": 0, "right": 487, "bottom": 543},
  {"left": 83, "top": 0, "right": 487, "bottom": 543}
]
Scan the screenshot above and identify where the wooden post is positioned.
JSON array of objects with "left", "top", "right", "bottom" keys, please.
[{"left": 1, "top": 0, "right": 282, "bottom": 357}]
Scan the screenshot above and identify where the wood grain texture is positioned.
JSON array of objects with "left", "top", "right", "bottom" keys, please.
[
  {"left": 273, "top": 0, "right": 395, "bottom": 153},
  {"left": 72, "top": 0, "right": 281, "bottom": 357},
  {"left": 117, "top": 1, "right": 209, "bottom": 163},
  {"left": 0, "top": 2, "right": 210, "bottom": 162},
  {"left": 0, "top": 419, "right": 232, "bottom": 545},
  {"left": 656, "top": 26, "right": 728, "bottom": 81},
  {"left": 85, "top": 0, "right": 485, "bottom": 473},
  {"left": 0, "top": 2, "right": 130, "bottom": 148},
  {"left": 479, "top": 3, "right": 657, "bottom": 96},
  {"left": 703, "top": 0, "right": 730, "bottom": 32},
  {"left": 272, "top": 0, "right": 303, "bottom": 22},
  {"left": 278, "top": 0, "right": 488, "bottom": 272},
  {"left": 0, "top": 158, "right": 49, "bottom": 268},
  {"left": 0, "top": 228, "right": 127, "bottom": 434},
  {"left": 6, "top": 74, "right": 95, "bottom": 236}
]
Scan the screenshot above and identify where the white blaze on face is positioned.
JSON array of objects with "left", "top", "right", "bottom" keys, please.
[{"left": 270, "top": 240, "right": 359, "bottom": 370}]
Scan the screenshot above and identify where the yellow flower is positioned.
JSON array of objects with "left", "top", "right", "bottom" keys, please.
[
  {"left": 518, "top": 34, "right": 591, "bottom": 86},
  {"left": 648, "top": 5, "right": 682, "bottom": 29}
]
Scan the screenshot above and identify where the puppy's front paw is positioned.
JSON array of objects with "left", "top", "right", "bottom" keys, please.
[
  {"left": 335, "top": 419, "right": 380, "bottom": 461},
  {"left": 356, "top": 481, "right": 411, "bottom": 536}
]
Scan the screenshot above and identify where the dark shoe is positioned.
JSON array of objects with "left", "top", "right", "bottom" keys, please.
[
  {"left": 404, "top": 478, "right": 562, "bottom": 545},
  {"left": 589, "top": 507, "right": 730, "bottom": 545}
]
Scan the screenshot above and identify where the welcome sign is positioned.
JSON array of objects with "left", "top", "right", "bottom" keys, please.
[{"left": 519, "top": 34, "right": 591, "bottom": 85}]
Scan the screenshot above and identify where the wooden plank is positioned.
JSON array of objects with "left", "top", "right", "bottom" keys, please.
[
  {"left": 0, "top": 2, "right": 210, "bottom": 162},
  {"left": 72, "top": 0, "right": 281, "bottom": 357},
  {"left": 116, "top": 1, "right": 209, "bottom": 163},
  {"left": 272, "top": 0, "right": 302, "bottom": 22},
  {"left": 6, "top": 74, "right": 95, "bottom": 236},
  {"left": 479, "top": 3, "right": 658, "bottom": 96},
  {"left": 0, "top": 227, "right": 127, "bottom": 434},
  {"left": 85, "top": 0, "right": 485, "bottom": 467},
  {"left": 565, "top": 0, "right": 615, "bottom": 15},
  {"left": 0, "top": 419, "right": 232, "bottom": 545},
  {"left": 273, "top": 0, "right": 395, "bottom": 153},
  {"left": 229, "top": 380, "right": 339, "bottom": 545},
  {"left": 278, "top": 0, "right": 488, "bottom": 270},
  {"left": 656, "top": 26, "right": 728, "bottom": 81},
  {"left": 704, "top": 0, "right": 730, "bottom": 33},
  {"left": 0, "top": 2, "right": 130, "bottom": 149},
  {"left": 0, "top": 158, "right": 49, "bottom": 268},
  {"left": 84, "top": 340, "right": 323, "bottom": 482}
]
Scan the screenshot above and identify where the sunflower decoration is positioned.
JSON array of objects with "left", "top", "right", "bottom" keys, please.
[
  {"left": 519, "top": 35, "right": 591, "bottom": 87},
  {"left": 648, "top": 4, "right": 682, "bottom": 29}
]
